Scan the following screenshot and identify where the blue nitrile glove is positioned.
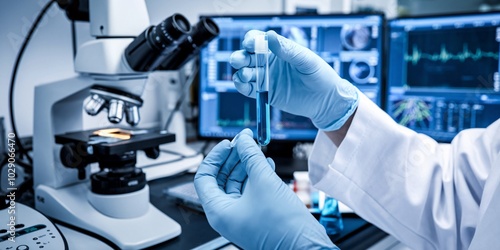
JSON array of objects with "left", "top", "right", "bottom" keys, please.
[
  {"left": 194, "top": 129, "right": 338, "bottom": 249},
  {"left": 230, "top": 30, "right": 359, "bottom": 131}
]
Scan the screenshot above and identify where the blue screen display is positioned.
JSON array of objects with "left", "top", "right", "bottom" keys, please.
[
  {"left": 387, "top": 12, "right": 500, "bottom": 142},
  {"left": 198, "top": 14, "right": 384, "bottom": 141}
]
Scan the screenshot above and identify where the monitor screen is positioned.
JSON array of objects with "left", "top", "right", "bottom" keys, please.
[
  {"left": 387, "top": 12, "right": 500, "bottom": 142},
  {"left": 198, "top": 14, "right": 384, "bottom": 142}
]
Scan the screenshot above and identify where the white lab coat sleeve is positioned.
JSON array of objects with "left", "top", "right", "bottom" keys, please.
[{"left": 308, "top": 93, "right": 500, "bottom": 250}]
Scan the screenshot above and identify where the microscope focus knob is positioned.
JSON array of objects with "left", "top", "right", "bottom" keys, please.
[
  {"left": 144, "top": 146, "right": 160, "bottom": 159},
  {"left": 60, "top": 143, "right": 89, "bottom": 180},
  {"left": 108, "top": 99, "right": 125, "bottom": 123}
]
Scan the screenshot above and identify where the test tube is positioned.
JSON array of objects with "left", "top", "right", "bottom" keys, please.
[{"left": 255, "top": 34, "right": 271, "bottom": 146}]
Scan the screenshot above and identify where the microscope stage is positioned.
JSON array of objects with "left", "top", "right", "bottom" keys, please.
[{"left": 55, "top": 128, "right": 175, "bottom": 155}]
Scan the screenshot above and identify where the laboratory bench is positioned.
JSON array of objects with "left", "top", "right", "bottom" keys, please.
[
  {"left": 145, "top": 170, "right": 389, "bottom": 249},
  {"left": 7, "top": 140, "right": 389, "bottom": 249},
  {"left": 49, "top": 158, "right": 390, "bottom": 249},
  {"left": 9, "top": 136, "right": 387, "bottom": 249}
]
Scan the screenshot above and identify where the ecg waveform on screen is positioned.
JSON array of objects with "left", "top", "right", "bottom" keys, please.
[
  {"left": 405, "top": 44, "right": 499, "bottom": 65},
  {"left": 393, "top": 99, "right": 432, "bottom": 128},
  {"left": 218, "top": 101, "right": 254, "bottom": 127}
]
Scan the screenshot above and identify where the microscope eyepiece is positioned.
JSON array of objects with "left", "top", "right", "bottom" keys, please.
[
  {"left": 124, "top": 13, "right": 192, "bottom": 72},
  {"left": 148, "top": 13, "right": 191, "bottom": 51},
  {"left": 124, "top": 14, "right": 220, "bottom": 72},
  {"left": 157, "top": 17, "right": 220, "bottom": 70},
  {"left": 191, "top": 17, "right": 220, "bottom": 46},
  {"left": 168, "top": 14, "right": 191, "bottom": 38}
]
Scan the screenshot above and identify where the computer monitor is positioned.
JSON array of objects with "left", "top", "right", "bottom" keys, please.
[
  {"left": 387, "top": 12, "right": 500, "bottom": 142},
  {"left": 198, "top": 14, "right": 384, "bottom": 147}
]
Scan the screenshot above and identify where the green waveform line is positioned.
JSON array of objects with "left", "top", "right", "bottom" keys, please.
[
  {"left": 405, "top": 43, "right": 499, "bottom": 65},
  {"left": 217, "top": 101, "right": 253, "bottom": 127}
]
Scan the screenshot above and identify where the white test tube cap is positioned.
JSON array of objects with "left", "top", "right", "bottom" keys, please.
[{"left": 254, "top": 34, "right": 268, "bottom": 53}]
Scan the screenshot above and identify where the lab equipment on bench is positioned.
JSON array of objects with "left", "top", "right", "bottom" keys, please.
[
  {"left": 32, "top": 0, "right": 218, "bottom": 249},
  {"left": 293, "top": 171, "right": 343, "bottom": 236},
  {"left": 0, "top": 202, "right": 68, "bottom": 249},
  {"left": 319, "top": 196, "right": 344, "bottom": 236},
  {"left": 254, "top": 34, "right": 271, "bottom": 146}
]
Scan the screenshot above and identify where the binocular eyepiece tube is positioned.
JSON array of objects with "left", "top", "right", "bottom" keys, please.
[{"left": 124, "top": 13, "right": 219, "bottom": 72}]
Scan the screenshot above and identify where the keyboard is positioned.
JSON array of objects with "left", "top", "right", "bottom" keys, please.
[{"left": 164, "top": 181, "right": 204, "bottom": 212}]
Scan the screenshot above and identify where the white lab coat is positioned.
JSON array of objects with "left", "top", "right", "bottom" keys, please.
[{"left": 308, "top": 94, "right": 500, "bottom": 250}]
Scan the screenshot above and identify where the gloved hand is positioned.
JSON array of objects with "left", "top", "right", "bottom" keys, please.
[
  {"left": 194, "top": 129, "right": 338, "bottom": 249},
  {"left": 230, "top": 30, "right": 359, "bottom": 131}
]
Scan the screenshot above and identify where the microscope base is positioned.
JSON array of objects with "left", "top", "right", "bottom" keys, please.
[{"left": 35, "top": 183, "right": 181, "bottom": 249}]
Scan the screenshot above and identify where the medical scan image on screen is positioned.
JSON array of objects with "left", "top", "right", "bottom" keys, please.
[
  {"left": 198, "top": 14, "right": 383, "bottom": 141},
  {"left": 387, "top": 13, "right": 500, "bottom": 142}
]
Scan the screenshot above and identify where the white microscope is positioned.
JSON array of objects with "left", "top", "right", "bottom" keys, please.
[{"left": 32, "top": 0, "right": 218, "bottom": 249}]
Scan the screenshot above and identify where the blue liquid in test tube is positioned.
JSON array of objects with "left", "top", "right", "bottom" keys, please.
[
  {"left": 257, "top": 90, "right": 270, "bottom": 146},
  {"left": 255, "top": 34, "right": 271, "bottom": 146}
]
